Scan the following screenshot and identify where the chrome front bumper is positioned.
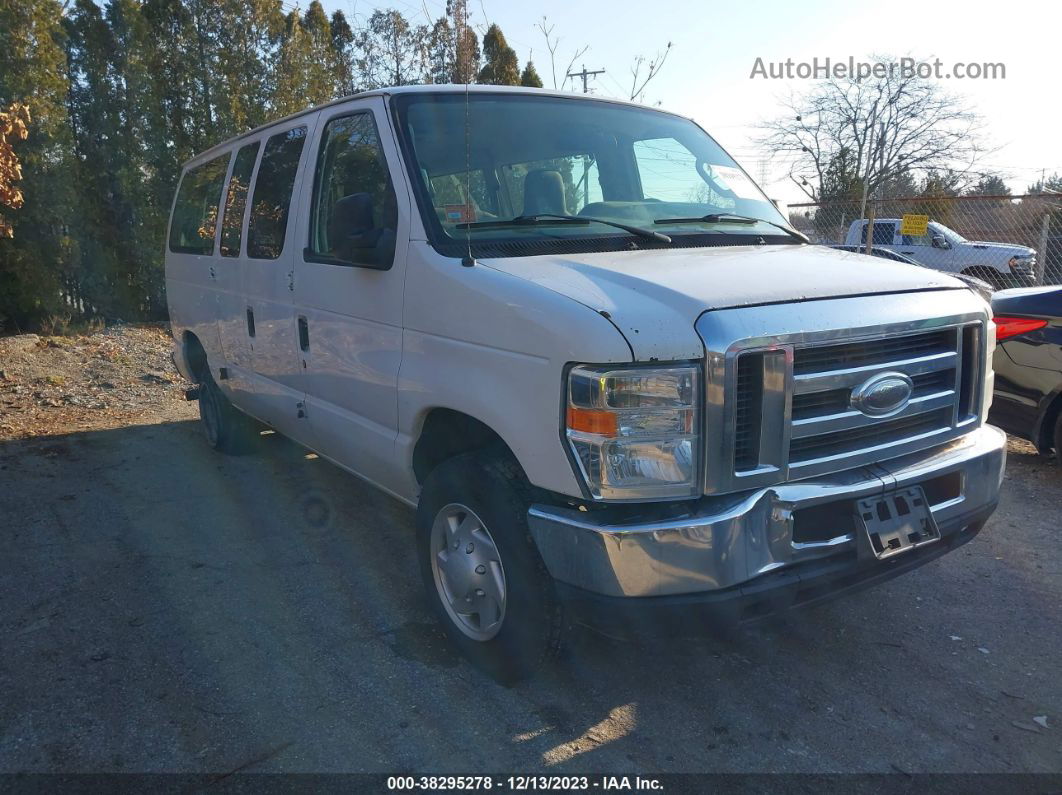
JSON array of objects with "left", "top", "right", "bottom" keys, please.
[{"left": 528, "top": 424, "right": 1006, "bottom": 598}]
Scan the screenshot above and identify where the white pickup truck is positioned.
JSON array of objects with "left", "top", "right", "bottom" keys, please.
[
  {"left": 844, "top": 218, "right": 1036, "bottom": 288},
  {"left": 166, "top": 86, "right": 1006, "bottom": 681}
]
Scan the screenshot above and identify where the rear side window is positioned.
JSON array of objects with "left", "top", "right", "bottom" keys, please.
[
  {"left": 247, "top": 126, "right": 307, "bottom": 260},
  {"left": 220, "top": 141, "right": 260, "bottom": 257},
  {"left": 169, "top": 153, "right": 230, "bottom": 255},
  {"left": 309, "top": 113, "right": 398, "bottom": 267}
]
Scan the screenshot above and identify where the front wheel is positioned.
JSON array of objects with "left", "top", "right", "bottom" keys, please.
[{"left": 416, "top": 450, "right": 565, "bottom": 683}]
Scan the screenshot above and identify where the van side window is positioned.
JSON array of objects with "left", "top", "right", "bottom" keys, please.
[
  {"left": 247, "top": 126, "right": 307, "bottom": 260},
  {"left": 220, "top": 141, "right": 260, "bottom": 257},
  {"left": 309, "top": 113, "right": 397, "bottom": 268},
  {"left": 168, "top": 153, "right": 230, "bottom": 255}
]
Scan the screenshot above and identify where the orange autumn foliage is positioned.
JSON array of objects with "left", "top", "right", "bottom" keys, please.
[{"left": 0, "top": 103, "right": 31, "bottom": 238}]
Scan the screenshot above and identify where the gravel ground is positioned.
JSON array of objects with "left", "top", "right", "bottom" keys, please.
[
  {"left": 0, "top": 326, "right": 195, "bottom": 440},
  {"left": 0, "top": 326, "right": 1060, "bottom": 774}
]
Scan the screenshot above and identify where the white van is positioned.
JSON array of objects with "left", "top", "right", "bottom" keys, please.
[{"left": 166, "top": 86, "right": 1005, "bottom": 681}]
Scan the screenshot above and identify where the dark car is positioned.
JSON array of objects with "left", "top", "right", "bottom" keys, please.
[
  {"left": 830, "top": 244, "right": 921, "bottom": 264},
  {"left": 828, "top": 244, "right": 996, "bottom": 301},
  {"left": 988, "top": 285, "right": 1062, "bottom": 465}
]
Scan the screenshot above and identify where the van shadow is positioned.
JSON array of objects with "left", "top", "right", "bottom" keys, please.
[{"left": 0, "top": 419, "right": 1031, "bottom": 773}]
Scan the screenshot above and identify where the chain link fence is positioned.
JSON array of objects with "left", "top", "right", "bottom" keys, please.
[{"left": 787, "top": 194, "right": 1062, "bottom": 288}]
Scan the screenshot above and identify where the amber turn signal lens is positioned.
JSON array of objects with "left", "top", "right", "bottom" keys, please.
[{"left": 566, "top": 406, "right": 619, "bottom": 436}]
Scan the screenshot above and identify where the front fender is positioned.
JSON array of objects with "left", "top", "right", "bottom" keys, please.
[{"left": 396, "top": 244, "right": 634, "bottom": 501}]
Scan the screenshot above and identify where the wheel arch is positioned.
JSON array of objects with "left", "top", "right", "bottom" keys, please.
[
  {"left": 1034, "top": 386, "right": 1062, "bottom": 454},
  {"left": 411, "top": 408, "right": 526, "bottom": 487},
  {"left": 181, "top": 330, "right": 210, "bottom": 383}
]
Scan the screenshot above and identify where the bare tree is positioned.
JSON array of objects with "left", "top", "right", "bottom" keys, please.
[
  {"left": 535, "top": 16, "right": 587, "bottom": 90},
  {"left": 628, "top": 42, "right": 672, "bottom": 102},
  {"left": 759, "top": 56, "right": 990, "bottom": 201}
]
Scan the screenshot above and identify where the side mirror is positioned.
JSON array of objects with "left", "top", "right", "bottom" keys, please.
[
  {"left": 329, "top": 193, "right": 393, "bottom": 269},
  {"left": 932, "top": 234, "right": 950, "bottom": 250}
]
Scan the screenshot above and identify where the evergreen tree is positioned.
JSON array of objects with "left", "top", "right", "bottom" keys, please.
[
  {"left": 448, "top": 0, "right": 479, "bottom": 84},
  {"left": 967, "top": 174, "right": 1011, "bottom": 196},
  {"left": 0, "top": 0, "right": 78, "bottom": 331},
  {"left": 478, "top": 24, "right": 519, "bottom": 85},
  {"left": 273, "top": 11, "right": 312, "bottom": 115},
  {"left": 302, "top": 2, "right": 338, "bottom": 102},
  {"left": 520, "top": 60, "right": 543, "bottom": 88},
  {"left": 215, "top": 0, "right": 284, "bottom": 136},
  {"left": 330, "top": 9, "right": 356, "bottom": 95},
  {"left": 422, "top": 17, "right": 455, "bottom": 84},
  {"left": 274, "top": 4, "right": 337, "bottom": 115},
  {"left": 65, "top": 0, "right": 128, "bottom": 317},
  {"left": 1027, "top": 173, "right": 1062, "bottom": 195},
  {"left": 186, "top": 0, "right": 224, "bottom": 146}
]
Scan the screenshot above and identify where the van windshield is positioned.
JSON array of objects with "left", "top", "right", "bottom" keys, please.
[{"left": 391, "top": 92, "right": 793, "bottom": 255}]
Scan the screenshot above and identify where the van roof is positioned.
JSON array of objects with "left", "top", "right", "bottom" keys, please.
[{"left": 186, "top": 85, "right": 688, "bottom": 166}]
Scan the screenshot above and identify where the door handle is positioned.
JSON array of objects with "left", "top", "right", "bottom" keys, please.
[
  {"left": 246, "top": 307, "right": 255, "bottom": 337},
  {"left": 297, "top": 316, "right": 310, "bottom": 351}
]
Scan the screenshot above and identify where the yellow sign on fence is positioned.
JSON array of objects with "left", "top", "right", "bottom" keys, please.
[{"left": 900, "top": 214, "right": 929, "bottom": 237}]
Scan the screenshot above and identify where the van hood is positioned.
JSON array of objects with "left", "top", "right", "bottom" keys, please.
[{"left": 480, "top": 244, "right": 964, "bottom": 361}]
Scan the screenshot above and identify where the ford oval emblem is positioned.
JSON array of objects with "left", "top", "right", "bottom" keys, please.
[{"left": 850, "top": 372, "right": 913, "bottom": 417}]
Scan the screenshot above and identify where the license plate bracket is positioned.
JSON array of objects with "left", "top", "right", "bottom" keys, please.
[{"left": 856, "top": 486, "right": 940, "bottom": 560}]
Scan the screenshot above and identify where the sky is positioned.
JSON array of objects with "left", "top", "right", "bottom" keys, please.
[{"left": 318, "top": 0, "right": 1061, "bottom": 204}]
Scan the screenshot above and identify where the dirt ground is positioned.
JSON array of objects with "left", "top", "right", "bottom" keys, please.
[
  {"left": 0, "top": 325, "right": 196, "bottom": 440},
  {"left": 0, "top": 325, "right": 1060, "bottom": 774}
]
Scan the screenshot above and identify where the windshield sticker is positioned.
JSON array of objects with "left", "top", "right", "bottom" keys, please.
[
  {"left": 712, "top": 165, "right": 762, "bottom": 200},
  {"left": 444, "top": 203, "right": 476, "bottom": 223}
]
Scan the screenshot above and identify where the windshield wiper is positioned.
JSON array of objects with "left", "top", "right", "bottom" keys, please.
[
  {"left": 653, "top": 213, "right": 808, "bottom": 243},
  {"left": 457, "top": 213, "right": 671, "bottom": 244}
]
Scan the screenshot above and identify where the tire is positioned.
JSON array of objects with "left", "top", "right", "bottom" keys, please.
[
  {"left": 416, "top": 450, "right": 565, "bottom": 683},
  {"left": 197, "top": 373, "right": 258, "bottom": 454},
  {"left": 1054, "top": 412, "right": 1062, "bottom": 470}
]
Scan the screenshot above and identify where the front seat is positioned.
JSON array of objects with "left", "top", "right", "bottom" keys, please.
[{"left": 523, "top": 169, "right": 567, "bottom": 216}]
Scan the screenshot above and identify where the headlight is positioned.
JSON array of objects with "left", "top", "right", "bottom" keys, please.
[
  {"left": 1009, "top": 254, "right": 1035, "bottom": 271},
  {"left": 565, "top": 364, "right": 701, "bottom": 500}
]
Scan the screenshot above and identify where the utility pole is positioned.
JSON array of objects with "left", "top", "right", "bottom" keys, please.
[{"left": 566, "top": 64, "right": 605, "bottom": 93}]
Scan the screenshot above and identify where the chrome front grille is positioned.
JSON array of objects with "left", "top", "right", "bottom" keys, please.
[
  {"left": 792, "top": 329, "right": 954, "bottom": 374},
  {"left": 734, "top": 353, "right": 764, "bottom": 470},
  {"left": 696, "top": 291, "right": 990, "bottom": 496},
  {"left": 789, "top": 406, "right": 953, "bottom": 463},
  {"left": 784, "top": 327, "right": 974, "bottom": 474}
]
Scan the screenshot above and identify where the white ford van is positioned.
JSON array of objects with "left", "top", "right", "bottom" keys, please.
[{"left": 166, "top": 86, "right": 1006, "bottom": 681}]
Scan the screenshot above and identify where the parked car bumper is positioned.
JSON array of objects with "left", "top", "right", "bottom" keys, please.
[{"left": 528, "top": 424, "right": 1006, "bottom": 630}]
